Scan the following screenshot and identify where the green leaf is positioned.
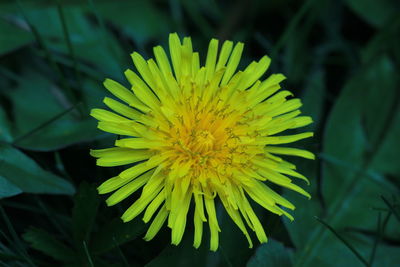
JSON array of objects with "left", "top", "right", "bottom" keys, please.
[
  {"left": 5, "top": 71, "right": 101, "bottom": 151},
  {"left": 23, "top": 227, "right": 76, "bottom": 262},
  {"left": 345, "top": 0, "right": 399, "bottom": 28},
  {"left": 96, "top": 0, "right": 171, "bottom": 49},
  {"left": 91, "top": 217, "right": 147, "bottom": 254},
  {"left": 247, "top": 239, "right": 293, "bottom": 267},
  {"left": 0, "top": 176, "right": 22, "bottom": 199},
  {"left": 372, "top": 108, "right": 400, "bottom": 176},
  {"left": 300, "top": 70, "right": 326, "bottom": 130},
  {"left": 0, "top": 106, "right": 12, "bottom": 142},
  {"left": 291, "top": 56, "right": 399, "bottom": 266},
  {"left": 72, "top": 182, "right": 100, "bottom": 243},
  {"left": 0, "top": 18, "right": 33, "bottom": 55},
  {"left": 144, "top": 232, "right": 212, "bottom": 267},
  {"left": 0, "top": 143, "right": 75, "bottom": 195},
  {"left": 24, "top": 6, "right": 125, "bottom": 78}
]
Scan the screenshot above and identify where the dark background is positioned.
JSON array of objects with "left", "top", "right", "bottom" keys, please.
[{"left": 0, "top": 0, "right": 399, "bottom": 266}]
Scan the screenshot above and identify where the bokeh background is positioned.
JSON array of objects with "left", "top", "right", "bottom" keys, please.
[{"left": 0, "top": 0, "right": 399, "bottom": 266}]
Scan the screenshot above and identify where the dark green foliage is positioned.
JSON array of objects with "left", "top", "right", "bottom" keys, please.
[
  {"left": 23, "top": 227, "right": 76, "bottom": 262},
  {"left": 0, "top": 144, "right": 75, "bottom": 196},
  {"left": 247, "top": 239, "right": 293, "bottom": 267},
  {"left": 0, "top": 0, "right": 399, "bottom": 266}
]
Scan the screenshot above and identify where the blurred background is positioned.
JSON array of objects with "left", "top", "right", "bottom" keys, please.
[{"left": 0, "top": 0, "right": 399, "bottom": 266}]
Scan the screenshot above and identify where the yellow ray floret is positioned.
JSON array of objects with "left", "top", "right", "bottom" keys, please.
[{"left": 90, "top": 33, "right": 314, "bottom": 251}]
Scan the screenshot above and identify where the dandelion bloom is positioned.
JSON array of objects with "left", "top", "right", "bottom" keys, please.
[{"left": 90, "top": 33, "right": 314, "bottom": 251}]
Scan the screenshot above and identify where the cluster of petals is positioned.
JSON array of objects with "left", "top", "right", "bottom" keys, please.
[{"left": 90, "top": 33, "right": 314, "bottom": 251}]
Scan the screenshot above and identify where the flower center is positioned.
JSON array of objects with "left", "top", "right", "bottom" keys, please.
[{"left": 191, "top": 130, "right": 215, "bottom": 153}]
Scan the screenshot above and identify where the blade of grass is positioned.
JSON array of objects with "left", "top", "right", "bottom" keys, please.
[
  {"left": 1, "top": 201, "right": 70, "bottom": 223},
  {"left": 0, "top": 66, "right": 23, "bottom": 83},
  {"left": 12, "top": 102, "right": 81, "bottom": 145},
  {"left": 182, "top": 1, "right": 213, "bottom": 37},
  {"left": 271, "top": 0, "right": 316, "bottom": 58},
  {"left": 82, "top": 241, "right": 94, "bottom": 267},
  {"left": 297, "top": 65, "right": 400, "bottom": 267},
  {"left": 371, "top": 207, "right": 390, "bottom": 212},
  {"left": 55, "top": 0, "right": 85, "bottom": 111},
  {"left": 0, "top": 251, "right": 25, "bottom": 261},
  {"left": 381, "top": 196, "right": 400, "bottom": 222},
  {"left": 369, "top": 211, "right": 391, "bottom": 266},
  {"left": 315, "top": 216, "right": 370, "bottom": 267},
  {"left": 35, "top": 196, "right": 69, "bottom": 243},
  {"left": 31, "top": 48, "right": 104, "bottom": 82},
  {"left": 54, "top": 151, "right": 71, "bottom": 181},
  {"left": 15, "top": 0, "right": 81, "bottom": 116},
  {"left": 0, "top": 230, "right": 14, "bottom": 249},
  {"left": 112, "top": 236, "right": 130, "bottom": 267},
  {"left": 368, "top": 212, "right": 381, "bottom": 266},
  {"left": 169, "top": 0, "right": 185, "bottom": 34},
  {"left": 219, "top": 244, "right": 233, "bottom": 267},
  {"left": 87, "top": 0, "right": 122, "bottom": 71},
  {"left": 0, "top": 205, "right": 36, "bottom": 266}
]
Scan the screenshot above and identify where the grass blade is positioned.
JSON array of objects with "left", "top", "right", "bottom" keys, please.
[
  {"left": 315, "top": 216, "right": 370, "bottom": 267},
  {"left": 271, "top": 0, "right": 316, "bottom": 58},
  {"left": 82, "top": 241, "right": 94, "bottom": 267},
  {"left": 0, "top": 205, "right": 36, "bottom": 266},
  {"left": 87, "top": 0, "right": 121, "bottom": 68},
  {"left": 15, "top": 0, "right": 80, "bottom": 115},
  {"left": 369, "top": 212, "right": 391, "bottom": 266},
  {"left": 381, "top": 196, "right": 400, "bottom": 222},
  {"left": 12, "top": 103, "right": 81, "bottom": 145},
  {"left": 55, "top": 0, "right": 84, "bottom": 109},
  {"left": 112, "top": 236, "right": 130, "bottom": 267}
]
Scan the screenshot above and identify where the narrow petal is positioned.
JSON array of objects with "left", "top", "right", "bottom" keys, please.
[
  {"left": 95, "top": 149, "right": 152, "bottom": 167},
  {"left": 97, "top": 121, "right": 138, "bottom": 136},
  {"left": 265, "top": 146, "right": 315, "bottom": 159},
  {"left": 124, "top": 69, "right": 160, "bottom": 109},
  {"left": 131, "top": 52, "right": 156, "bottom": 90},
  {"left": 115, "top": 138, "right": 165, "bottom": 149},
  {"left": 193, "top": 208, "right": 204, "bottom": 248},
  {"left": 238, "top": 55, "right": 271, "bottom": 90},
  {"left": 106, "top": 171, "right": 152, "bottom": 206},
  {"left": 97, "top": 176, "right": 128, "bottom": 194},
  {"left": 143, "top": 189, "right": 166, "bottom": 223},
  {"left": 205, "top": 38, "right": 218, "bottom": 81},
  {"left": 216, "top": 40, "right": 233, "bottom": 71},
  {"left": 221, "top": 42, "right": 244, "bottom": 86},
  {"left": 204, "top": 193, "right": 221, "bottom": 251},
  {"left": 171, "top": 189, "right": 192, "bottom": 245},
  {"left": 240, "top": 194, "right": 268, "bottom": 243},
  {"left": 169, "top": 33, "right": 182, "bottom": 82},
  {"left": 118, "top": 161, "right": 155, "bottom": 180},
  {"left": 153, "top": 45, "right": 173, "bottom": 78},
  {"left": 121, "top": 175, "right": 164, "bottom": 222},
  {"left": 143, "top": 205, "right": 169, "bottom": 241},
  {"left": 103, "top": 97, "right": 143, "bottom": 120},
  {"left": 103, "top": 78, "right": 149, "bottom": 112}
]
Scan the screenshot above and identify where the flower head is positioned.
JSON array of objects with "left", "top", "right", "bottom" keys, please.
[{"left": 90, "top": 33, "right": 314, "bottom": 251}]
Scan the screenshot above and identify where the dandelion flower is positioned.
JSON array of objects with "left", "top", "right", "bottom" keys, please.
[{"left": 90, "top": 33, "right": 314, "bottom": 251}]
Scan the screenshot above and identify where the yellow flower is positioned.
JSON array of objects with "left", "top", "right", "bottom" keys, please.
[{"left": 90, "top": 33, "right": 314, "bottom": 251}]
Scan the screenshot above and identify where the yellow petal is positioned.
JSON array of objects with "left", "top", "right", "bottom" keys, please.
[
  {"left": 103, "top": 78, "right": 149, "bottom": 112},
  {"left": 265, "top": 146, "right": 315, "bottom": 159},
  {"left": 106, "top": 171, "right": 152, "bottom": 206},
  {"left": 131, "top": 52, "right": 156, "bottom": 90},
  {"left": 216, "top": 40, "right": 233, "bottom": 71},
  {"left": 221, "top": 42, "right": 244, "bottom": 86},
  {"left": 205, "top": 38, "right": 219, "bottom": 81},
  {"left": 143, "top": 205, "right": 169, "bottom": 241},
  {"left": 103, "top": 97, "right": 142, "bottom": 120}
]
